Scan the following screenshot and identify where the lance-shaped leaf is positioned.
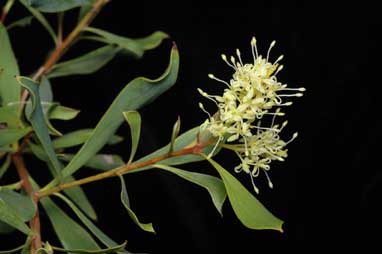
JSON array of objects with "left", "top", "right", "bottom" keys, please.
[
  {"left": 169, "top": 116, "right": 181, "bottom": 153},
  {"left": 57, "top": 45, "right": 179, "bottom": 180},
  {"left": 153, "top": 164, "right": 227, "bottom": 216},
  {"left": 85, "top": 27, "right": 168, "bottom": 58},
  {"left": 0, "top": 190, "right": 36, "bottom": 222},
  {"left": 119, "top": 175, "right": 154, "bottom": 233},
  {"left": 52, "top": 129, "right": 123, "bottom": 149},
  {"left": 17, "top": 77, "right": 62, "bottom": 180},
  {"left": 39, "top": 76, "right": 53, "bottom": 102},
  {"left": 0, "top": 105, "right": 20, "bottom": 127},
  {"left": 49, "top": 105, "right": 80, "bottom": 120},
  {"left": 0, "top": 196, "right": 31, "bottom": 235},
  {"left": 6, "top": 16, "right": 34, "bottom": 30},
  {"left": 54, "top": 193, "right": 132, "bottom": 254},
  {"left": 58, "top": 154, "right": 125, "bottom": 171},
  {"left": 0, "top": 154, "right": 11, "bottom": 178},
  {"left": 48, "top": 45, "right": 120, "bottom": 78},
  {"left": 19, "top": 0, "right": 57, "bottom": 44},
  {"left": 49, "top": 242, "right": 127, "bottom": 254},
  {"left": 28, "top": 0, "right": 93, "bottom": 13},
  {"left": 0, "top": 24, "right": 20, "bottom": 126},
  {"left": 0, "top": 127, "right": 31, "bottom": 147},
  {"left": 123, "top": 111, "right": 141, "bottom": 164},
  {"left": 203, "top": 155, "right": 284, "bottom": 232},
  {"left": 40, "top": 196, "right": 99, "bottom": 251}
]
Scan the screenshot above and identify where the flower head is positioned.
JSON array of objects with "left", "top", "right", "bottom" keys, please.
[{"left": 199, "top": 36, "right": 304, "bottom": 192}]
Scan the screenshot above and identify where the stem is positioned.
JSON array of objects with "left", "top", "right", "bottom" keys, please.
[
  {"left": 0, "top": 0, "right": 15, "bottom": 24},
  {"left": 38, "top": 141, "right": 211, "bottom": 198},
  {"left": 12, "top": 154, "right": 41, "bottom": 253},
  {"left": 19, "top": 0, "right": 110, "bottom": 112}
]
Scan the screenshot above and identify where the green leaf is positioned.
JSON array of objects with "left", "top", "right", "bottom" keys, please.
[
  {"left": 85, "top": 27, "right": 169, "bottom": 57},
  {"left": 0, "top": 127, "right": 31, "bottom": 147},
  {"left": 0, "top": 195, "right": 31, "bottom": 235},
  {"left": 119, "top": 175, "right": 154, "bottom": 233},
  {"left": 54, "top": 193, "right": 131, "bottom": 254},
  {"left": 50, "top": 242, "right": 127, "bottom": 254},
  {"left": 49, "top": 105, "right": 80, "bottom": 120},
  {"left": 52, "top": 129, "right": 123, "bottom": 149},
  {"left": 0, "top": 189, "right": 36, "bottom": 222},
  {"left": 169, "top": 116, "right": 181, "bottom": 153},
  {"left": 6, "top": 16, "right": 34, "bottom": 30},
  {"left": 57, "top": 45, "right": 179, "bottom": 180},
  {"left": 62, "top": 176, "right": 97, "bottom": 221},
  {"left": 0, "top": 220, "right": 15, "bottom": 234},
  {"left": 0, "top": 23, "right": 20, "bottom": 125},
  {"left": 29, "top": 0, "right": 93, "bottom": 13},
  {"left": 0, "top": 105, "right": 20, "bottom": 127},
  {"left": 58, "top": 154, "right": 125, "bottom": 171},
  {"left": 153, "top": 164, "right": 227, "bottom": 216},
  {"left": 123, "top": 111, "right": 141, "bottom": 164},
  {"left": 40, "top": 196, "right": 100, "bottom": 251},
  {"left": 48, "top": 46, "right": 120, "bottom": 78},
  {"left": 128, "top": 126, "right": 214, "bottom": 174},
  {"left": 0, "top": 154, "right": 11, "bottom": 179},
  {"left": 0, "top": 243, "right": 27, "bottom": 254},
  {"left": 19, "top": 0, "right": 57, "bottom": 44},
  {"left": 202, "top": 155, "right": 284, "bottom": 232},
  {"left": 39, "top": 76, "right": 53, "bottom": 102},
  {"left": 16, "top": 76, "right": 62, "bottom": 180}
]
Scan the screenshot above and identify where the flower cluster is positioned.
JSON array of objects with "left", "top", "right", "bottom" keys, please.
[{"left": 199, "top": 37, "right": 304, "bottom": 193}]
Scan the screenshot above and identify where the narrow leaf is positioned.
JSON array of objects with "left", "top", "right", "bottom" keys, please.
[
  {"left": 0, "top": 24, "right": 20, "bottom": 124},
  {"left": 0, "top": 154, "right": 12, "bottom": 178},
  {"left": 0, "top": 105, "right": 20, "bottom": 127},
  {"left": 52, "top": 129, "right": 122, "bottom": 149},
  {"left": 0, "top": 197, "right": 31, "bottom": 235},
  {"left": 153, "top": 164, "right": 227, "bottom": 216},
  {"left": 0, "top": 127, "right": 31, "bottom": 147},
  {"left": 40, "top": 196, "right": 99, "bottom": 251},
  {"left": 48, "top": 46, "right": 120, "bottom": 78},
  {"left": 123, "top": 111, "right": 141, "bottom": 164},
  {"left": 6, "top": 16, "right": 34, "bottom": 30},
  {"left": 119, "top": 175, "right": 155, "bottom": 233},
  {"left": 49, "top": 105, "right": 80, "bottom": 120},
  {"left": 54, "top": 193, "right": 131, "bottom": 254},
  {"left": 58, "top": 45, "right": 179, "bottom": 179},
  {"left": 169, "top": 116, "right": 181, "bottom": 153},
  {"left": 0, "top": 220, "right": 15, "bottom": 234},
  {"left": 203, "top": 155, "right": 284, "bottom": 232},
  {"left": 39, "top": 76, "right": 53, "bottom": 102},
  {"left": 85, "top": 27, "right": 169, "bottom": 57},
  {"left": 16, "top": 77, "right": 62, "bottom": 180},
  {"left": 29, "top": 0, "right": 93, "bottom": 13},
  {"left": 51, "top": 242, "right": 127, "bottom": 254},
  {"left": 58, "top": 154, "right": 125, "bottom": 171},
  {"left": 19, "top": 0, "right": 57, "bottom": 44},
  {"left": 0, "top": 189, "right": 36, "bottom": 222}
]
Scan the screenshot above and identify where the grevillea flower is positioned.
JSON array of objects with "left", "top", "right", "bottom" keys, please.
[{"left": 199, "top": 37, "right": 304, "bottom": 192}]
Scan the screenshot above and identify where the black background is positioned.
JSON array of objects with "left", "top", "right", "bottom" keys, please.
[{"left": 1, "top": 0, "right": 382, "bottom": 253}]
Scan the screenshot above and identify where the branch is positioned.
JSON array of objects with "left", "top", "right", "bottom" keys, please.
[
  {"left": 37, "top": 140, "right": 212, "bottom": 198},
  {"left": 19, "top": 0, "right": 110, "bottom": 111},
  {"left": 12, "top": 154, "right": 41, "bottom": 253}
]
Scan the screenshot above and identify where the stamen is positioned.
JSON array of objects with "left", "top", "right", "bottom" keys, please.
[
  {"left": 230, "top": 56, "right": 238, "bottom": 69},
  {"left": 267, "top": 40, "right": 276, "bottom": 62},
  {"left": 274, "top": 55, "right": 284, "bottom": 64},
  {"left": 278, "top": 93, "right": 304, "bottom": 97},
  {"left": 274, "top": 65, "right": 284, "bottom": 75},
  {"left": 285, "top": 132, "right": 298, "bottom": 145},
  {"left": 263, "top": 170, "right": 274, "bottom": 189},
  {"left": 199, "top": 102, "right": 212, "bottom": 119},
  {"left": 208, "top": 136, "right": 223, "bottom": 158},
  {"left": 208, "top": 74, "right": 231, "bottom": 87},
  {"left": 249, "top": 172, "right": 260, "bottom": 194},
  {"left": 277, "top": 101, "right": 293, "bottom": 106},
  {"left": 251, "top": 36, "right": 259, "bottom": 62},
  {"left": 280, "top": 87, "right": 306, "bottom": 92},
  {"left": 221, "top": 54, "right": 236, "bottom": 69},
  {"left": 236, "top": 48, "right": 244, "bottom": 66}
]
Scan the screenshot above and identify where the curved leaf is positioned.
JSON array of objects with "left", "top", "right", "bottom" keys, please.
[
  {"left": 0, "top": 154, "right": 11, "bottom": 179},
  {"left": 119, "top": 175, "right": 154, "bottom": 233},
  {"left": 19, "top": 0, "right": 57, "bottom": 44},
  {"left": 58, "top": 45, "right": 179, "bottom": 180},
  {"left": 58, "top": 154, "right": 125, "bottom": 171},
  {"left": 49, "top": 105, "right": 80, "bottom": 120},
  {"left": 0, "top": 196, "right": 31, "bottom": 235},
  {"left": 40, "top": 196, "right": 99, "bottom": 251},
  {"left": 48, "top": 45, "right": 120, "bottom": 78},
  {"left": 169, "top": 116, "right": 181, "bottom": 153},
  {"left": 0, "top": 24, "right": 20, "bottom": 124},
  {"left": 39, "top": 76, "right": 53, "bottom": 102},
  {"left": 203, "top": 155, "right": 284, "bottom": 232},
  {"left": 6, "top": 16, "right": 34, "bottom": 30},
  {"left": 17, "top": 77, "right": 62, "bottom": 180},
  {"left": 50, "top": 242, "right": 127, "bottom": 254},
  {"left": 29, "top": 0, "right": 93, "bottom": 13},
  {"left": 85, "top": 27, "right": 169, "bottom": 57},
  {"left": 52, "top": 129, "right": 122, "bottom": 149},
  {"left": 123, "top": 111, "right": 141, "bottom": 164},
  {"left": 0, "top": 190, "right": 36, "bottom": 222},
  {"left": 153, "top": 164, "right": 227, "bottom": 216},
  {"left": 0, "top": 105, "right": 20, "bottom": 127},
  {"left": 53, "top": 193, "right": 131, "bottom": 254},
  {"left": 0, "top": 127, "right": 31, "bottom": 147}
]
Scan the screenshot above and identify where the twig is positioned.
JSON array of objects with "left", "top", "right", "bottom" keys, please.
[
  {"left": 12, "top": 154, "right": 41, "bottom": 253},
  {"left": 38, "top": 140, "right": 212, "bottom": 198}
]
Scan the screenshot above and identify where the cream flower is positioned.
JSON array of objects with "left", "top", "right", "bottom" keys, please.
[{"left": 198, "top": 36, "right": 304, "bottom": 193}]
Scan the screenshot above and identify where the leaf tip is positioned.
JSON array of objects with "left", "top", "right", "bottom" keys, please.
[{"left": 172, "top": 41, "right": 178, "bottom": 51}]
